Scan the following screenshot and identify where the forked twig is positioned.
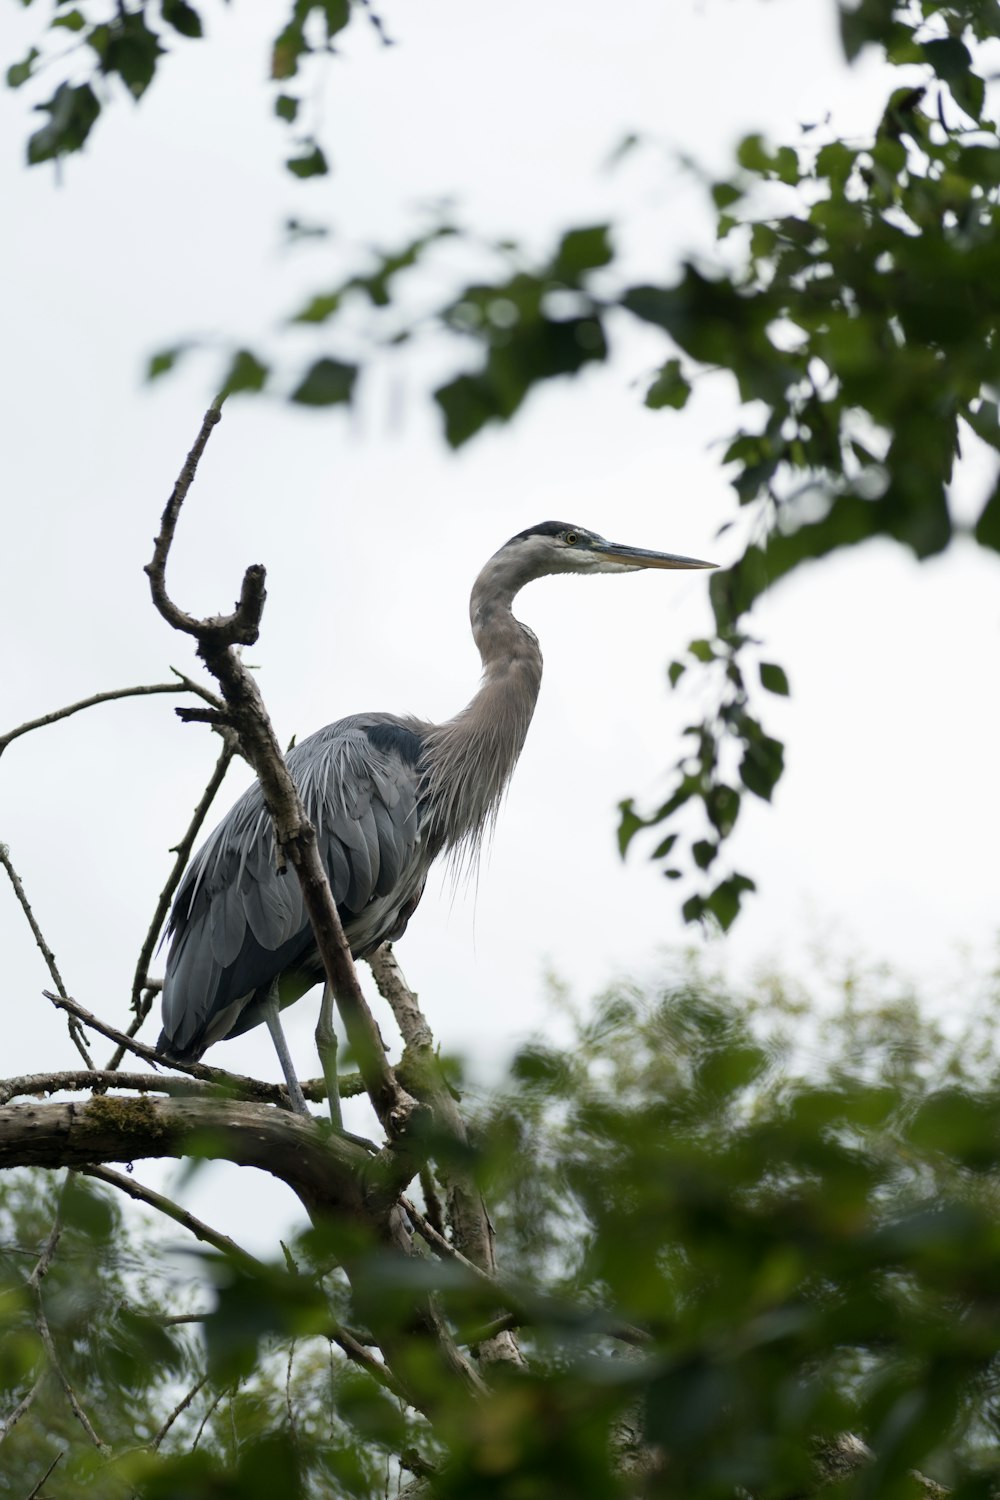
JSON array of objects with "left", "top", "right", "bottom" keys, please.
[
  {"left": 144, "top": 401, "right": 420, "bottom": 1141},
  {"left": 0, "top": 675, "right": 223, "bottom": 759}
]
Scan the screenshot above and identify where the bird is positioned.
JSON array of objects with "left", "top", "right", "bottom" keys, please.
[{"left": 156, "top": 521, "right": 714, "bottom": 1114}]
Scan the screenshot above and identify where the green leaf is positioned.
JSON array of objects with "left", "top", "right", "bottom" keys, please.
[
  {"left": 739, "top": 730, "right": 785, "bottom": 802},
  {"left": 705, "top": 784, "right": 740, "bottom": 837},
  {"left": 816, "top": 141, "right": 856, "bottom": 189},
  {"left": 146, "top": 344, "right": 190, "bottom": 380},
  {"left": 286, "top": 144, "right": 329, "bottom": 178},
  {"left": 27, "top": 82, "right": 100, "bottom": 164},
  {"left": 51, "top": 9, "right": 86, "bottom": 31},
  {"left": 737, "top": 134, "right": 771, "bottom": 174},
  {"left": 645, "top": 359, "right": 691, "bottom": 411},
  {"left": 759, "top": 661, "right": 790, "bottom": 696},
  {"left": 275, "top": 93, "right": 299, "bottom": 123},
  {"left": 965, "top": 400, "right": 1000, "bottom": 453},
  {"left": 221, "top": 349, "right": 269, "bottom": 396},
  {"left": 551, "top": 225, "right": 612, "bottom": 282},
  {"left": 89, "top": 12, "right": 164, "bottom": 98},
  {"left": 617, "top": 800, "right": 643, "bottom": 858},
  {"left": 705, "top": 873, "right": 756, "bottom": 931},
  {"left": 668, "top": 661, "right": 686, "bottom": 687},
  {"left": 290, "top": 356, "right": 357, "bottom": 405},
  {"left": 692, "top": 839, "right": 717, "bottom": 871},
  {"left": 7, "top": 47, "right": 39, "bottom": 87},
  {"left": 162, "top": 0, "right": 203, "bottom": 38},
  {"left": 712, "top": 181, "right": 741, "bottom": 210},
  {"left": 973, "top": 474, "right": 1000, "bottom": 553}
]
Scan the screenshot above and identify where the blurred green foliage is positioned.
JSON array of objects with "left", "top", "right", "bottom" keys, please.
[{"left": 6, "top": 957, "right": 1000, "bottom": 1495}]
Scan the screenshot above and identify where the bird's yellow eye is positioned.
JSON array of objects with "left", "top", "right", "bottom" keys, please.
[{"left": 564, "top": 531, "right": 578, "bottom": 545}]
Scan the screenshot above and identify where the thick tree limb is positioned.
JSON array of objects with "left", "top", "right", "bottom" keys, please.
[{"left": 0, "top": 1096, "right": 373, "bottom": 1222}]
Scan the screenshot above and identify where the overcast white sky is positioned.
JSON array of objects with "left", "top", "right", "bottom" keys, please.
[{"left": 3, "top": 0, "right": 999, "bottom": 1250}]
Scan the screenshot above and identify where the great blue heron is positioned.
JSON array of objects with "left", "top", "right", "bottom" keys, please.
[{"left": 157, "top": 522, "right": 713, "bottom": 1113}]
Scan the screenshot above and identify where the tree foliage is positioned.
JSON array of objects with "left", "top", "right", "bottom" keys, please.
[
  {"left": 5, "top": 962, "right": 1000, "bottom": 1495},
  {"left": 8, "top": 0, "right": 998, "bottom": 924}
]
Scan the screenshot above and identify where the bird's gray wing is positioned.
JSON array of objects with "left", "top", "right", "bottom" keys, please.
[{"left": 159, "top": 714, "right": 425, "bottom": 1058}]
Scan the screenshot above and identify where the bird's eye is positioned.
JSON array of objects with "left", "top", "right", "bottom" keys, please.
[{"left": 564, "top": 531, "right": 579, "bottom": 545}]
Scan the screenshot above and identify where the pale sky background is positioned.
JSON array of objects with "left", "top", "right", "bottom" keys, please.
[{"left": 2, "top": 0, "right": 999, "bottom": 1252}]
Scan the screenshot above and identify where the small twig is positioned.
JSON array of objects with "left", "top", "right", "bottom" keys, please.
[
  {"left": 0, "top": 677, "right": 222, "bottom": 759},
  {"left": 285, "top": 1342, "right": 299, "bottom": 1439},
  {"left": 81, "top": 1166, "right": 264, "bottom": 1272},
  {"left": 191, "top": 1384, "right": 228, "bottom": 1451},
  {"left": 23, "top": 1447, "right": 63, "bottom": 1498},
  {"left": 151, "top": 1375, "right": 208, "bottom": 1450},
  {"left": 111, "top": 734, "right": 237, "bottom": 1066},
  {"left": 34, "top": 1289, "right": 108, "bottom": 1452},
  {"left": 0, "top": 1376, "right": 44, "bottom": 1446},
  {"left": 1, "top": 846, "right": 94, "bottom": 1070}
]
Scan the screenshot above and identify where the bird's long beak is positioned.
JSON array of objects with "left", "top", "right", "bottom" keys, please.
[{"left": 594, "top": 542, "right": 717, "bottom": 570}]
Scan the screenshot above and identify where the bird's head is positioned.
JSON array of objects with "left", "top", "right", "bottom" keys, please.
[{"left": 497, "top": 521, "right": 716, "bottom": 580}]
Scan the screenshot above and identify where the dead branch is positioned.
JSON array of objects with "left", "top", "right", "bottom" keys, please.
[
  {"left": 1, "top": 846, "right": 93, "bottom": 1070},
  {"left": 0, "top": 674, "right": 223, "bottom": 760},
  {"left": 0, "top": 1067, "right": 365, "bottom": 1110},
  {"left": 143, "top": 402, "right": 421, "bottom": 1143},
  {"left": 42, "top": 990, "right": 361, "bottom": 1107},
  {"left": 81, "top": 1164, "right": 264, "bottom": 1271}
]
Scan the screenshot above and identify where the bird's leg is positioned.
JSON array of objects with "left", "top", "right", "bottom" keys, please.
[
  {"left": 315, "top": 982, "right": 343, "bottom": 1129},
  {"left": 261, "top": 980, "right": 310, "bottom": 1117}
]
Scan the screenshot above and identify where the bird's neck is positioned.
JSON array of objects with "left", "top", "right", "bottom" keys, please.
[{"left": 422, "top": 556, "right": 544, "bottom": 860}]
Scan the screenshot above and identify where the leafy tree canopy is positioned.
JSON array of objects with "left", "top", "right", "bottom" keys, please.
[{"left": 4, "top": 959, "right": 1000, "bottom": 1496}]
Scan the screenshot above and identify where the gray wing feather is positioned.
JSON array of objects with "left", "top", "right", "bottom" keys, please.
[{"left": 160, "top": 713, "right": 427, "bottom": 1057}]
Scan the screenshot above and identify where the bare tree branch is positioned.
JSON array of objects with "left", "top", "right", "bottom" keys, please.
[
  {"left": 1, "top": 846, "right": 94, "bottom": 1070},
  {"left": 23, "top": 1444, "right": 63, "bottom": 1497},
  {"left": 143, "top": 402, "right": 421, "bottom": 1144},
  {"left": 0, "top": 675, "right": 223, "bottom": 760},
  {"left": 0, "top": 1067, "right": 365, "bottom": 1110},
  {"left": 41, "top": 990, "right": 361, "bottom": 1108},
  {"left": 81, "top": 1164, "right": 264, "bottom": 1272},
  {"left": 33, "top": 1291, "right": 109, "bottom": 1453},
  {"left": 151, "top": 1375, "right": 208, "bottom": 1451}
]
